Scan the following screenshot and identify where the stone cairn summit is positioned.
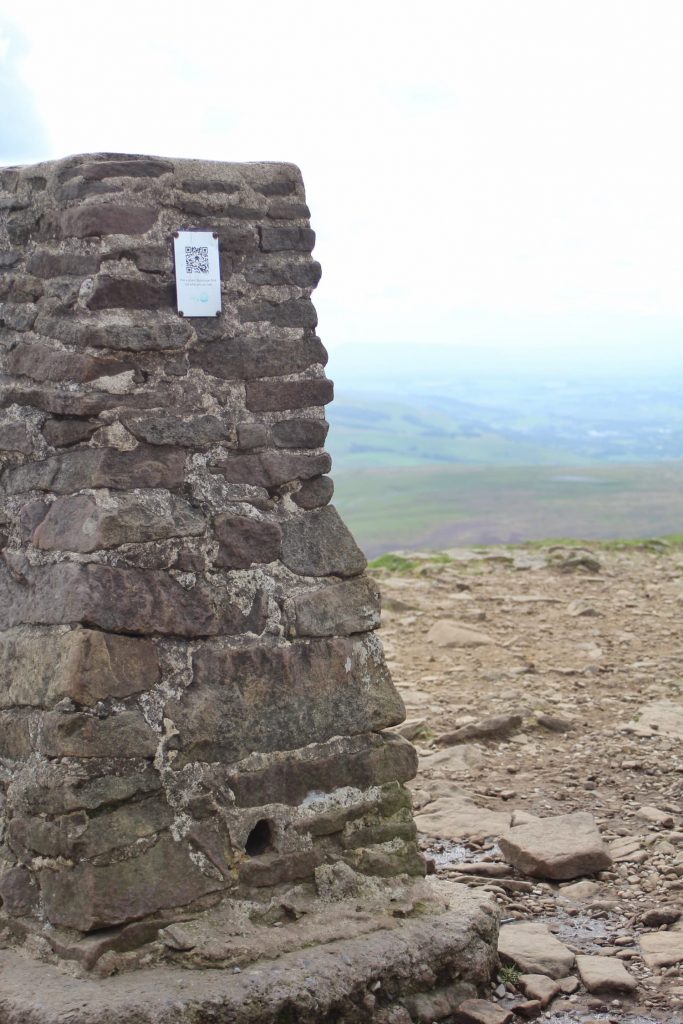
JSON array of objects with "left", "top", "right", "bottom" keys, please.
[{"left": 0, "top": 155, "right": 496, "bottom": 1022}]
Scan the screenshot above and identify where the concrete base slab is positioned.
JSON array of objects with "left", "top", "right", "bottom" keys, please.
[{"left": 0, "top": 882, "right": 498, "bottom": 1024}]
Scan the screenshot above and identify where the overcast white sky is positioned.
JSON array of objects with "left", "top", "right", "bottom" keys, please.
[{"left": 1, "top": 0, "right": 682, "bottom": 364}]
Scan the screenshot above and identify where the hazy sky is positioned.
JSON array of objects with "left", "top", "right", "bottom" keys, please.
[{"left": 2, "top": 1, "right": 682, "bottom": 362}]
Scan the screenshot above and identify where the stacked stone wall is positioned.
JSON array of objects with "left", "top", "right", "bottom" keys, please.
[{"left": 0, "top": 154, "right": 422, "bottom": 941}]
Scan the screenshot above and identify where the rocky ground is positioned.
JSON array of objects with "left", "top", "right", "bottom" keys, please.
[{"left": 374, "top": 541, "right": 683, "bottom": 1024}]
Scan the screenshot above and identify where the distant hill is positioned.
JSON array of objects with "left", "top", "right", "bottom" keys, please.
[
  {"left": 327, "top": 383, "right": 683, "bottom": 471},
  {"left": 324, "top": 349, "right": 683, "bottom": 554},
  {"left": 332, "top": 462, "right": 683, "bottom": 558}
]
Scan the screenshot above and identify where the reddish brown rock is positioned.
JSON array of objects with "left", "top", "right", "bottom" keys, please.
[
  {"left": 0, "top": 865, "right": 39, "bottom": 917},
  {"left": 0, "top": 421, "right": 33, "bottom": 454},
  {"left": 26, "top": 251, "right": 101, "bottom": 278},
  {"left": 292, "top": 474, "right": 334, "bottom": 509},
  {"left": 271, "top": 417, "right": 329, "bottom": 448},
  {"left": 167, "top": 636, "right": 404, "bottom": 764},
  {"left": 453, "top": 999, "right": 513, "bottom": 1024},
  {"left": 213, "top": 513, "right": 282, "bottom": 568},
  {"left": 215, "top": 450, "right": 330, "bottom": 489},
  {"left": 0, "top": 627, "right": 159, "bottom": 707},
  {"left": 85, "top": 274, "right": 174, "bottom": 310},
  {"left": 281, "top": 506, "right": 367, "bottom": 577},
  {"left": 120, "top": 410, "right": 232, "bottom": 447},
  {"left": 246, "top": 377, "right": 333, "bottom": 412},
  {"left": 32, "top": 491, "right": 205, "bottom": 552},
  {"left": 39, "top": 711, "right": 158, "bottom": 759},
  {"left": 39, "top": 835, "right": 224, "bottom": 931},
  {"left": 2, "top": 445, "right": 186, "bottom": 494},
  {"left": 59, "top": 204, "right": 157, "bottom": 238},
  {"left": 59, "top": 157, "right": 174, "bottom": 182},
  {"left": 41, "top": 417, "right": 99, "bottom": 447},
  {"left": 238, "top": 297, "right": 317, "bottom": 329},
  {"left": 4, "top": 338, "right": 133, "bottom": 383}
]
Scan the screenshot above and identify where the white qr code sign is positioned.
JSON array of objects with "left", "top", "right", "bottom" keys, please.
[{"left": 173, "top": 230, "right": 221, "bottom": 317}]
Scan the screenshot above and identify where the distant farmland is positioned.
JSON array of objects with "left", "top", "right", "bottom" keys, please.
[{"left": 332, "top": 462, "right": 683, "bottom": 557}]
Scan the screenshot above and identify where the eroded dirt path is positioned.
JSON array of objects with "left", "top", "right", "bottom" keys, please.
[{"left": 375, "top": 543, "right": 683, "bottom": 1022}]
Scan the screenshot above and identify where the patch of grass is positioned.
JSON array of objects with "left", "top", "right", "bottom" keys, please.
[
  {"left": 498, "top": 964, "right": 522, "bottom": 987},
  {"left": 369, "top": 552, "right": 454, "bottom": 573},
  {"left": 368, "top": 553, "right": 420, "bottom": 573}
]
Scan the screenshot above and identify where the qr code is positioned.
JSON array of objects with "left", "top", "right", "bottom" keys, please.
[{"left": 185, "top": 245, "right": 209, "bottom": 274}]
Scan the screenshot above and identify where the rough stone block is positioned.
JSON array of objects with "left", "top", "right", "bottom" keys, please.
[
  {"left": 271, "top": 417, "right": 329, "bottom": 448},
  {"left": 214, "top": 450, "right": 331, "bottom": 489},
  {"left": 292, "top": 474, "right": 334, "bottom": 509},
  {"left": 168, "top": 635, "right": 403, "bottom": 764},
  {"left": 2, "top": 445, "right": 186, "bottom": 494},
  {"left": 0, "top": 627, "right": 159, "bottom": 707},
  {"left": 86, "top": 274, "right": 174, "bottom": 310},
  {"left": 39, "top": 835, "right": 224, "bottom": 931},
  {"left": 236, "top": 422, "right": 269, "bottom": 449},
  {"left": 39, "top": 711, "right": 158, "bottom": 759},
  {"left": 180, "top": 178, "right": 240, "bottom": 195},
  {"left": 226, "top": 732, "right": 418, "bottom": 808},
  {"left": 190, "top": 331, "right": 327, "bottom": 380},
  {"left": 238, "top": 297, "right": 318, "bottom": 329},
  {"left": 213, "top": 513, "right": 282, "bottom": 568},
  {"left": 0, "top": 421, "right": 33, "bottom": 454},
  {"left": 59, "top": 204, "right": 158, "bottom": 238},
  {"left": 498, "top": 812, "right": 612, "bottom": 880},
  {"left": 281, "top": 506, "right": 367, "bottom": 577},
  {"left": 259, "top": 225, "right": 316, "bottom": 252},
  {"left": 239, "top": 849, "right": 323, "bottom": 888},
  {"left": 0, "top": 710, "right": 33, "bottom": 758},
  {"left": 119, "top": 410, "right": 233, "bottom": 447},
  {"left": 266, "top": 201, "right": 311, "bottom": 220},
  {"left": 286, "top": 576, "right": 381, "bottom": 636},
  {"left": 0, "top": 561, "right": 266, "bottom": 637},
  {"left": 59, "top": 157, "right": 174, "bottom": 182},
  {"left": 8, "top": 759, "right": 162, "bottom": 816},
  {"left": 32, "top": 491, "right": 205, "bottom": 552},
  {"left": 35, "top": 312, "right": 193, "bottom": 351},
  {"left": 0, "top": 302, "right": 38, "bottom": 330},
  {"left": 4, "top": 338, "right": 133, "bottom": 383},
  {"left": 243, "top": 258, "right": 321, "bottom": 287},
  {"left": 0, "top": 866, "right": 39, "bottom": 917},
  {"left": 0, "top": 250, "right": 21, "bottom": 268},
  {"left": 10, "top": 795, "right": 173, "bottom": 861},
  {"left": 40, "top": 417, "right": 98, "bottom": 446},
  {"left": 26, "top": 251, "right": 101, "bottom": 278},
  {"left": 246, "top": 377, "right": 333, "bottom": 412}
]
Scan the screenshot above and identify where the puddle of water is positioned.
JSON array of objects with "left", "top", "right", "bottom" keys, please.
[
  {"left": 537, "top": 910, "right": 613, "bottom": 951},
  {"left": 548, "top": 1016, "right": 669, "bottom": 1024},
  {"left": 424, "top": 840, "right": 473, "bottom": 868},
  {"left": 420, "top": 837, "right": 501, "bottom": 869}
]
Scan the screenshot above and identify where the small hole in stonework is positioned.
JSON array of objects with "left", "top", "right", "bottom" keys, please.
[{"left": 245, "top": 819, "right": 272, "bottom": 857}]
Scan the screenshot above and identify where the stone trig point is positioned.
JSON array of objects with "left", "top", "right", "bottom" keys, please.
[{"left": 0, "top": 154, "right": 496, "bottom": 1022}]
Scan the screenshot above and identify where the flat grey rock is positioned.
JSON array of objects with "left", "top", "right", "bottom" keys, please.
[
  {"left": 575, "top": 954, "right": 637, "bottom": 994},
  {"left": 498, "top": 922, "right": 575, "bottom": 979},
  {"left": 0, "top": 882, "right": 498, "bottom": 1024},
  {"left": 497, "top": 812, "right": 612, "bottom": 880}
]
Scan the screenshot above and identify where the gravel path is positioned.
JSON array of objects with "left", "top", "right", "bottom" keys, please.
[{"left": 375, "top": 542, "right": 683, "bottom": 1022}]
